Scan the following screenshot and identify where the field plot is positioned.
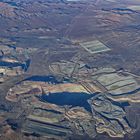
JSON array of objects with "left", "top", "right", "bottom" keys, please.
[
  {"left": 79, "top": 40, "right": 111, "bottom": 54},
  {"left": 105, "top": 0, "right": 117, "bottom": 2},
  {"left": 127, "top": 5, "right": 140, "bottom": 11},
  {"left": 23, "top": 120, "right": 71, "bottom": 138},
  {"left": 96, "top": 72, "right": 139, "bottom": 95}
]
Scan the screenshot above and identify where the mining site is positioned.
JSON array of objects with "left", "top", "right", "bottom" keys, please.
[{"left": 0, "top": 0, "right": 140, "bottom": 140}]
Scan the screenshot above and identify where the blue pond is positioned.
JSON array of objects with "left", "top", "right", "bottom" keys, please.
[
  {"left": 0, "top": 61, "right": 24, "bottom": 68},
  {"left": 38, "top": 92, "right": 96, "bottom": 112},
  {"left": 25, "top": 75, "right": 97, "bottom": 112}
]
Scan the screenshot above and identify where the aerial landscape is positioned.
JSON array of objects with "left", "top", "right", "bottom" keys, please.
[{"left": 0, "top": 0, "right": 140, "bottom": 139}]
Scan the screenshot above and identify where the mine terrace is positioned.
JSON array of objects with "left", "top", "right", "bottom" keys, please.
[{"left": 0, "top": 0, "right": 140, "bottom": 140}]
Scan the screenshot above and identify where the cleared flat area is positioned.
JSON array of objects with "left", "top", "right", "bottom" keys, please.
[
  {"left": 96, "top": 72, "right": 139, "bottom": 95},
  {"left": 80, "top": 40, "right": 111, "bottom": 54},
  {"left": 105, "top": 0, "right": 117, "bottom": 2},
  {"left": 127, "top": 5, "right": 140, "bottom": 10}
]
